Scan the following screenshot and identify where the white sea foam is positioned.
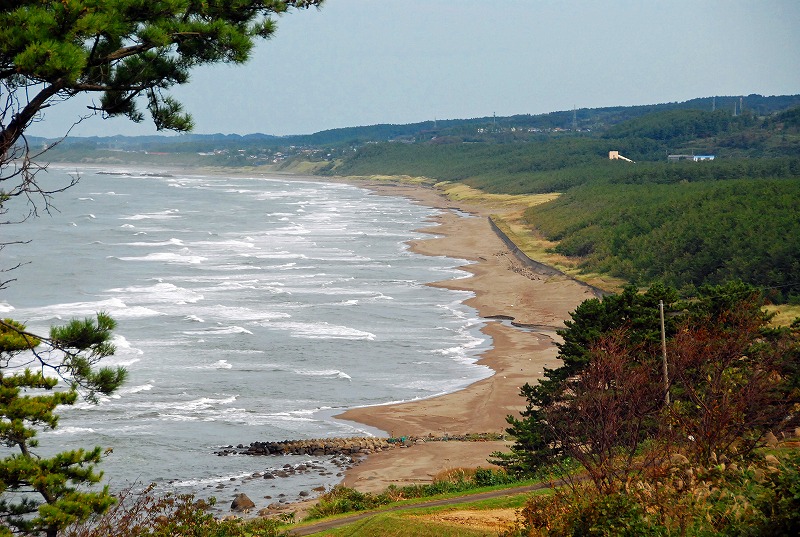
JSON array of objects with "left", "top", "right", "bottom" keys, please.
[
  {"left": 49, "top": 426, "right": 97, "bottom": 436},
  {"left": 182, "top": 325, "right": 253, "bottom": 336},
  {"left": 118, "top": 252, "right": 207, "bottom": 264},
  {"left": 0, "top": 302, "right": 14, "bottom": 313},
  {"left": 435, "top": 345, "right": 467, "bottom": 357},
  {"left": 15, "top": 297, "right": 155, "bottom": 321},
  {"left": 138, "top": 395, "right": 237, "bottom": 413},
  {"left": 125, "top": 238, "right": 185, "bottom": 247},
  {"left": 192, "top": 239, "right": 257, "bottom": 251},
  {"left": 293, "top": 369, "right": 352, "bottom": 380},
  {"left": 210, "top": 280, "right": 261, "bottom": 291},
  {"left": 264, "top": 412, "right": 316, "bottom": 423},
  {"left": 172, "top": 471, "right": 255, "bottom": 488},
  {"left": 106, "top": 355, "right": 142, "bottom": 368},
  {"left": 258, "top": 321, "right": 375, "bottom": 340},
  {"left": 113, "top": 384, "right": 155, "bottom": 397},
  {"left": 203, "top": 264, "right": 260, "bottom": 272},
  {"left": 187, "top": 304, "right": 290, "bottom": 323},
  {"left": 251, "top": 252, "right": 307, "bottom": 260},
  {"left": 107, "top": 282, "right": 204, "bottom": 304},
  {"left": 111, "top": 306, "right": 166, "bottom": 319},
  {"left": 121, "top": 209, "right": 181, "bottom": 221},
  {"left": 192, "top": 360, "right": 233, "bottom": 370}
]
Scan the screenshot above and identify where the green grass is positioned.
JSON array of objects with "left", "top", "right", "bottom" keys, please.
[
  {"left": 283, "top": 479, "right": 548, "bottom": 535},
  {"left": 301, "top": 492, "right": 536, "bottom": 536},
  {"left": 312, "top": 514, "right": 494, "bottom": 537}
]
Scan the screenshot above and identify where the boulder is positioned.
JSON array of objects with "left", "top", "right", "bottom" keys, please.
[{"left": 231, "top": 493, "right": 255, "bottom": 512}]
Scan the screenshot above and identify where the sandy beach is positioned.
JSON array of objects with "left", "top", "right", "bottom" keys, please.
[{"left": 330, "top": 180, "right": 599, "bottom": 493}]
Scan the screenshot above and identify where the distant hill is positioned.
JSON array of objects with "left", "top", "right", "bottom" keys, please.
[{"left": 32, "top": 93, "right": 800, "bottom": 156}]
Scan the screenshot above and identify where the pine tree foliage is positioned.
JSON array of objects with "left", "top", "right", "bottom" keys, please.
[
  {"left": 1, "top": 314, "right": 126, "bottom": 536},
  {"left": 0, "top": 0, "right": 323, "bottom": 150},
  {"left": 1, "top": 0, "right": 323, "bottom": 239},
  {"left": 493, "top": 283, "right": 679, "bottom": 476}
]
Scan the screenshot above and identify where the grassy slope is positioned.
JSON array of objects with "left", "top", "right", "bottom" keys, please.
[{"left": 294, "top": 490, "right": 535, "bottom": 537}]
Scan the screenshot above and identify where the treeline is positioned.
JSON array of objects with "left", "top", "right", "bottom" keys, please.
[{"left": 604, "top": 108, "right": 758, "bottom": 143}]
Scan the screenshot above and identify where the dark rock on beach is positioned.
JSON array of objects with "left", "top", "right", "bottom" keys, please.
[{"left": 230, "top": 493, "right": 255, "bottom": 512}]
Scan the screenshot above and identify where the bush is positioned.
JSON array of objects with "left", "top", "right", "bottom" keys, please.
[
  {"left": 737, "top": 451, "right": 800, "bottom": 537},
  {"left": 305, "top": 467, "right": 516, "bottom": 519},
  {"left": 506, "top": 452, "right": 800, "bottom": 537},
  {"left": 507, "top": 488, "right": 667, "bottom": 537},
  {"left": 63, "top": 484, "right": 289, "bottom": 537},
  {"left": 305, "top": 486, "right": 392, "bottom": 519}
]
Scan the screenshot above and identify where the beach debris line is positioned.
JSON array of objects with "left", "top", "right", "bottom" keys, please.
[{"left": 214, "top": 433, "right": 506, "bottom": 457}]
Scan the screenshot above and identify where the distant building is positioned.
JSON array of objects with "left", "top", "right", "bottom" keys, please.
[{"left": 668, "top": 154, "right": 716, "bottom": 162}]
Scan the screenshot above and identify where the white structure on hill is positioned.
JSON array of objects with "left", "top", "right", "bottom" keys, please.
[{"left": 609, "top": 150, "right": 635, "bottom": 163}]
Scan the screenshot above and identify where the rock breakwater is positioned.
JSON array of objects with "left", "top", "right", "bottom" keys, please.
[
  {"left": 214, "top": 433, "right": 504, "bottom": 458},
  {"left": 215, "top": 437, "right": 396, "bottom": 457}
]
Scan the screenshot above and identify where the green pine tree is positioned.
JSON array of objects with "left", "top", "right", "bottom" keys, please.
[
  {"left": 0, "top": 314, "right": 126, "bottom": 536},
  {"left": 493, "top": 284, "right": 678, "bottom": 477}
]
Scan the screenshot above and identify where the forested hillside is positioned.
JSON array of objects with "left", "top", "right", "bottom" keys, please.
[{"left": 324, "top": 97, "right": 800, "bottom": 302}]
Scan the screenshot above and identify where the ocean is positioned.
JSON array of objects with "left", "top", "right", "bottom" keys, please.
[{"left": 0, "top": 166, "right": 491, "bottom": 511}]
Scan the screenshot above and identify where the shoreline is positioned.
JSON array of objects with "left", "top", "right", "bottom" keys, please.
[
  {"left": 328, "top": 179, "right": 596, "bottom": 493},
  {"left": 52, "top": 163, "right": 594, "bottom": 498}
]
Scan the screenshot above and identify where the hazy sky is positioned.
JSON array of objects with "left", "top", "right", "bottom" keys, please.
[{"left": 30, "top": 0, "right": 800, "bottom": 138}]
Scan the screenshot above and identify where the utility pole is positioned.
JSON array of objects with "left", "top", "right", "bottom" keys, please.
[{"left": 659, "top": 300, "right": 670, "bottom": 406}]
